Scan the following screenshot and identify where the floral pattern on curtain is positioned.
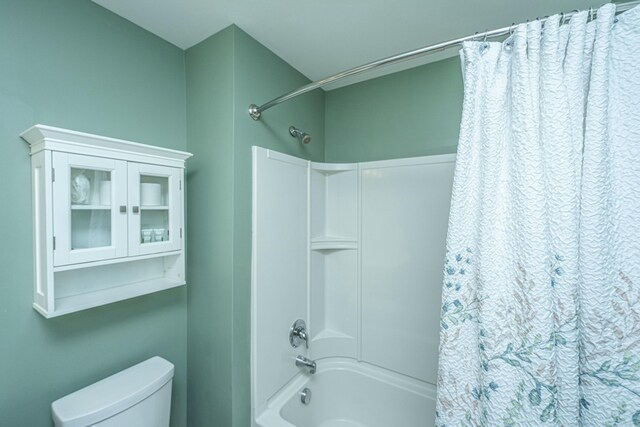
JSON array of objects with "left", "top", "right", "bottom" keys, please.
[{"left": 436, "top": 4, "right": 640, "bottom": 426}]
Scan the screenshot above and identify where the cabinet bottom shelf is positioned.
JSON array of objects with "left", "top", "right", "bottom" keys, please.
[
  {"left": 34, "top": 252, "right": 185, "bottom": 318},
  {"left": 35, "top": 277, "right": 185, "bottom": 318}
]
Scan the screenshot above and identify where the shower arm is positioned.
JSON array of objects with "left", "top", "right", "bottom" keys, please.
[{"left": 248, "top": 0, "right": 640, "bottom": 121}]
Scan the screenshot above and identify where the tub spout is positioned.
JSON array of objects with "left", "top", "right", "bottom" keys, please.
[{"left": 295, "top": 355, "right": 316, "bottom": 374}]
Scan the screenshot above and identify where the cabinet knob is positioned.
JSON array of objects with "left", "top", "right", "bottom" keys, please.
[
  {"left": 119, "top": 205, "right": 127, "bottom": 213},
  {"left": 132, "top": 206, "right": 139, "bottom": 214}
]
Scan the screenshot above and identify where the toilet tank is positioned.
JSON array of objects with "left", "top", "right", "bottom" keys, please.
[{"left": 52, "top": 356, "right": 174, "bottom": 427}]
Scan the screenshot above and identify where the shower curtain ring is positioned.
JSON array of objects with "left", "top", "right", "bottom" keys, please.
[
  {"left": 479, "top": 31, "right": 490, "bottom": 55},
  {"left": 565, "top": 9, "right": 576, "bottom": 26},
  {"left": 504, "top": 23, "right": 515, "bottom": 52}
]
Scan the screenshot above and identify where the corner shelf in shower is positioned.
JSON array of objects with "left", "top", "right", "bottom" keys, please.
[
  {"left": 311, "top": 328, "right": 357, "bottom": 360},
  {"left": 310, "top": 162, "right": 358, "bottom": 173},
  {"left": 313, "top": 328, "right": 353, "bottom": 340},
  {"left": 309, "top": 158, "right": 359, "bottom": 360},
  {"left": 311, "top": 236, "right": 358, "bottom": 251}
]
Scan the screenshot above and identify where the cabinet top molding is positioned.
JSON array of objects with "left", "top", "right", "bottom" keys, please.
[{"left": 21, "top": 124, "right": 192, "bottom": 165}]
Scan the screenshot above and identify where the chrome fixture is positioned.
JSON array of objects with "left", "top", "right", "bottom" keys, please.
[
  {"left": 289, "top": 126, "right": 311, "bottom": 144},
  {"left": 289, "top": 319, "right": 309, "bottom": 348},
  {"left": 300, "top": 388, "right": 312, "bottom": 405},
  {"left": 248, "top": 0, "right": 640, "bottom": 120},
  {"left": 295, "top": 355, "right": 317, "bottom": 374}
]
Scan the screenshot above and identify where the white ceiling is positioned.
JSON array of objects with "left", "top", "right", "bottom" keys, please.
[{"left": 93, "top": 0, "right": 603, "bottom": 89}]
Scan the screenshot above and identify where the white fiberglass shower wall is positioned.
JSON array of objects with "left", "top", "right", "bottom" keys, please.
[{"left": 251, "top": 147, "right": 455, "bottom": 426}]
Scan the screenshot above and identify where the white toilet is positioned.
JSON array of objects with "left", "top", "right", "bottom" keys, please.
[{"left": 51, "top": 356, "right": 174, "bottom": 427}]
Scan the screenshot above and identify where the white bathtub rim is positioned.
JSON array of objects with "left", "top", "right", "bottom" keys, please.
[{"left": 255, "top": 357, "right": 436, "bottom": 427}]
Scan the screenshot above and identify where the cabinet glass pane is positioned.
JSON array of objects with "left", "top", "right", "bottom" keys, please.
[
  {"left": 70, "top": 168, "right": 112, "bottom": 249},
  {"left": 140, "top": 175, "right": 169, "bottom": 244}
]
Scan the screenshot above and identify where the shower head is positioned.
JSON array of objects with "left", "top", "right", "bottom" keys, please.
[{"left": 289, "top": 126, "right": 311, "bottom": 144}]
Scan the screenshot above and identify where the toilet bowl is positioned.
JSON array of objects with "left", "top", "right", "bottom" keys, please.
[{"left": 51, "top": 356, "right": 174, "bottom": 427}]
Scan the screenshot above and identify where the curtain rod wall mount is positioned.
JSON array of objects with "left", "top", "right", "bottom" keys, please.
[
  {"left": 248, "top": 0, "right": 640, "bottom": 121},
  {"left": 249, "top": 104, "right": 261, "bottom": 120}
]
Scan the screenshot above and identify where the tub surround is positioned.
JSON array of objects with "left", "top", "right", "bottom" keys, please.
[{"left": 252, "top": 147, "right": 455, "bottom": 425}]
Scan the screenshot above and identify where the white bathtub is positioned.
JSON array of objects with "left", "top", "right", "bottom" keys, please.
[{"left": 255, "top": 358, "right": 436, "bottom": 427}]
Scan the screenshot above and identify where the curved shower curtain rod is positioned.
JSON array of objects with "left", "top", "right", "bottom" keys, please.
[{"left": 248, "top": 0, "right": 640, "bottom": 120}]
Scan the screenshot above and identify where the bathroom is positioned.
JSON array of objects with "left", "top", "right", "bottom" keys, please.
[{"left": 1, "top": 0, "right": 639, "bottom": 426}]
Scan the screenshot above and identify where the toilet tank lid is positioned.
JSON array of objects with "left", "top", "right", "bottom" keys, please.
[{"left": 51, "top": 356, "right": 174, "bottom": 427}]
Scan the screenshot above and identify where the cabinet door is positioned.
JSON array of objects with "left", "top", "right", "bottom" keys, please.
[
  {"left": 53, "top": 153, "right": 128, "bottom": 266},
  {"left": 128, "top": 163, "right": 182, "bottom": 256}
]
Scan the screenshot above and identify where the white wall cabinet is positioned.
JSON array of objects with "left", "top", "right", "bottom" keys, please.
[{"left": 21, "top": 125, "right": 192, "bottom": 318}]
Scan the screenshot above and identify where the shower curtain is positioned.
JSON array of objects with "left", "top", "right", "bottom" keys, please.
[{"left": 436, "top": 4, "right": 640, "bottom": 426}]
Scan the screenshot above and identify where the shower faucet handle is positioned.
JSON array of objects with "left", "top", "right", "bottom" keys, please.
[{"left": 289, "top": 319, "right": 309, "bottom": 349}]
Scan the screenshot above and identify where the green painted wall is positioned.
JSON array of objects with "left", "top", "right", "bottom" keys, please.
[
  {"left": 185, "top": 25, "right": 325, "bottom": 427},
  {"left": 185, "top": 25, "right": 235, "bottom": 427},
  {"left": 0, "top": 1, "right": 187, "bottom": 426},
  {"left": 324, "top": 56, "right": 463, "bottom": 162}
]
